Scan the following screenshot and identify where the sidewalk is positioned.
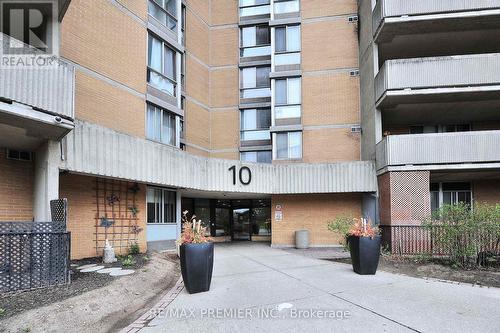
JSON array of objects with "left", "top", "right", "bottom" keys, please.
[{"left": 134, "top": 242, "right": 500, "bottom": 333}]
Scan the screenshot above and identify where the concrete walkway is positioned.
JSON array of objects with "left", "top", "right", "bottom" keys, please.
[{"left": 140, "top": 242, "right": 500, "bottom": 333}]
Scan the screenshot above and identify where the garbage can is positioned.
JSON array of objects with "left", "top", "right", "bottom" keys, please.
[{"left": 295, "top": 229, "right": 310, "bottom": 249}]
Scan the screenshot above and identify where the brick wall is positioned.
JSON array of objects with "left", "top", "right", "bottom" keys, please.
[
  {"left": 60, "top": 174, "right": 147, "bottom": 260},
  {"left": 0, "top": 149, "right": 34, "bottom": 221},
  {"left": 271, "top": 193, "right": 362, "bottom": 246}
]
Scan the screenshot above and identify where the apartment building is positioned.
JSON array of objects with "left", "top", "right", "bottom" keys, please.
[
  {"left": 0, "top": 0, "right": 375, "bottom": 259},
  {"left": 359, "top": 0, "right": 500, "bottom": 226}
]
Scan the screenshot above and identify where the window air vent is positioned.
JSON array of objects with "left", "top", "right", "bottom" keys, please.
[
  {"left": 351, "top": 126, "right": 362, "bottom": 133},
  {"left": 349, "top": 70, "right": 359, "bottom": 77},
  {"left": 348, "top": 15, "right": 358, "bottom": 23},
  {"left": 6, "top": 149, "right": 33, "bottom": 161}
]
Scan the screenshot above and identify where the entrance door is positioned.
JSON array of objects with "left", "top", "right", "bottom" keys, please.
[{"left": 232, "top": 208, "right": 251, "bottom": 240}]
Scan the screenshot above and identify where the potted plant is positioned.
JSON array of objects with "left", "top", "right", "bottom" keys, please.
[
  {"left": 328, "top": 217, "right": 381, "bottom": 275},
  {"left": 177, "top": 211, "right": 213, "bottom": 294}
]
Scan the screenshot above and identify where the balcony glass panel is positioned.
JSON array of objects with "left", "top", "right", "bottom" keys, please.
[
  {"left": 241, "top": 130, "right": 271, "bottom": 141},
  {"left": 240, "top": 0, "right": 269, "bottom": 6},
  {"left": 241, "top": 87, "right": 271, "bottom": 98},
  {"left": 275, "top": 105, "right": 300, "bottom": 119},
  {"left": 275, "top": 52, "right": 300, "bottom": 66},
  {"left": 148, "top": 69, "right": 176, "bottom": 96},
  {"left": 241, "top": 45, "right": 271, "bottom": 57},
  {"left": 240, "top": 5, "right": 270, "bottom": 17},
  {"left": 274, "top": 0, "right": 299, "bottom": 14}
]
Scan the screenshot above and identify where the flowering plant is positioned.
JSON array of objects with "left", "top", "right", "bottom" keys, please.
[
  {"left": 348, "top": 218, "right": 379, "bottom": 238},
  {"left": 328, "top": 216, "right": 379, "bottom": 248},
  {"left": 177, "top": 210, "right": 211, "bottom": 245}
]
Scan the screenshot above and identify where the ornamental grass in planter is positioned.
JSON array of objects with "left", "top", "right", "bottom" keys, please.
[
  {"left": 177, "top": 211, "right": 213, "bottom": 294},
  {"left": 328, "top": 217, "right": 381, "bottom": 275}
]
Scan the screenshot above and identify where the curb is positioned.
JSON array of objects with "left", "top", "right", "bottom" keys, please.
[{"left": 119, "top": 277, "right": 184, "bottom": 333}]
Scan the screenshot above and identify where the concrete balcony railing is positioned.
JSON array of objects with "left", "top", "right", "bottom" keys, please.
[
  {"left": 376, "top": 130, "right": 500, "bottom": 170},
  {"left": 373, "top": 0, "right": 500, "bottom": 36},
  {"left": 375, "top": 53, "right": 500, "bottom": 104},
  {"left": 0, "top": 33, "right": 75, "bottom": 121}
]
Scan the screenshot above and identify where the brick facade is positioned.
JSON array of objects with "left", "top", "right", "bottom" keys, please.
[
  {"left": 271, "top": 194, "right": 362, "bottom": 246},
  {"left": 60, "top": 174, "right": 147, "bottom": 260},
  {"left": 0, "top": 149, "right": 34, "bottom": 221}
]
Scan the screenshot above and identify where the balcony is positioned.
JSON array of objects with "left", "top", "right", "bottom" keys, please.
[
  {"left": 373, "top": 0, "right": 500, "bottom": 42},
  {"left": 375, "top": 53, "right": 500, "bottom": 108},
  {"left": 0, "top": 33, "right": 75, "bottom": 148},
  {"left": 376, "top": 131, "right": 500, "bottom": 171}
]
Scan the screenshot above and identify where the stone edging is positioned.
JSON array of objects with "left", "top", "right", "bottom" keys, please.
[{"left": 119, "top": 277, "right": 184, "bottom": 333}]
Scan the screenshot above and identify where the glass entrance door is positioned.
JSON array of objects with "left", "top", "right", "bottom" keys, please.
[{"left": 232, "top": 208, "right": 251, "bottom": 240}]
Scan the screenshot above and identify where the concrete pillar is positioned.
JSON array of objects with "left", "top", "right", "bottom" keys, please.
[
  {"left": 33, "top": 140, "right": 60, "bottom": 221},
  {"left": 176, "top": 190, "right": 182, "bottom": 240}
]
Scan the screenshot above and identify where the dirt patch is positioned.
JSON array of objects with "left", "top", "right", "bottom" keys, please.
[
  {"left": 0, "top": 251, "right": 180, "bottom": 333},
  {"left": 328, "top": 256, "right": 500, "bottom": 288}
]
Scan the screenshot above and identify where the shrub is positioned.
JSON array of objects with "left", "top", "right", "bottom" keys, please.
[
  {"left": 120, "top": 255, "right": 136, "bottom": 267},
  {"left": 423, "top": 203, "right": 500, "bottom": 268},
  {"left": 129, "top": 242, "right": 140, "bottom": 255}
]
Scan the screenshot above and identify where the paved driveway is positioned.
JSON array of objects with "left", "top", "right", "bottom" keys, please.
[{"left": 140, "top": 242, "right": 500, "bottom": 333}]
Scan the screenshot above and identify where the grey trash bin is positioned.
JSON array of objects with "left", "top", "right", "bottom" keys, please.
[{"left": 295, "top": 229, "right": 310, "bottom": 249}]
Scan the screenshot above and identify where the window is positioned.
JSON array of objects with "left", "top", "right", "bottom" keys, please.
[
  {"left": 275, "top": 25, "right": 300, "bottom": 52},
  {"left": 240, "top": 108, "right": 271, "bottom": 141},
  {"left": 147, "top": 187, "right": 176, "bottom": 224},
  {"left": 241, "top": 151, "right": 272, "bottom": 163},
  {"left": 275, "top": 25, "right": 300, "bottom": 66},
  {"left": 239, "top": 0, "right": 270, "bottom": 17},
  {"left": 274, "top": 0, "right": 299, "bottom": 14},
  {"left": 6, "top": 149, "right": 33, "bottom": 161},
  {"left": 146, "top": 104, "right": 177, "bottom": 146},
  {"left": 148, "top": 0, "right": 177, "bottom": 31},
  {"left": 241, "top": 25, "right": 270, "bottom": 57},
  {"left": 148, "top": 34, "right": 177, "bottom": 96},
  {"left": 181, "top": 53, "right": 185, "bottom": 90},
  {"left": 430, "top": 182, "right": 472, "bottom": 212},
  {"left": 274, "top": 77, "right": 301, "bottom": 119},
  {"left": 181, "top": 4, "right": 186, "bottom": 45},
  {"left": 275, "top": 131, "right": 302, "bottom": 159},
  {"left": 444, "top": 124, "right": 471, "bottom": 133},
  {"left": 240, "top": 66, "right": 271, "bottom": 98}
]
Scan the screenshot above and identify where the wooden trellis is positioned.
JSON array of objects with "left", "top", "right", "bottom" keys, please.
[{"left": 94, "top": 179, "right": 141, "bottom": 256}]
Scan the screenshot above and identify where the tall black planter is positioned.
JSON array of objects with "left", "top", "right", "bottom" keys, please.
[
  {"left": 180, "top": 242, "right": 214, "bottom": 294},
  {"left": 348, "top": 235, "right": 381, "bottom": 275}
]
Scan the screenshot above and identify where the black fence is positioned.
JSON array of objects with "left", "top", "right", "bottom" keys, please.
[
  {"left": 380, "top": 225, "right": 500, "bottom": 257},
  {"left": 0, "top": 222, "right": 71, "bottom": 294}
]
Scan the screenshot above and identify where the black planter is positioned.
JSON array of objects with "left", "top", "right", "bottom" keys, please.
[
  {"left": 348, "top": 235, "right": 381, "bottom": 275},
  {"left": 180, "top": 242, "right": 214, "bottom": 294}
]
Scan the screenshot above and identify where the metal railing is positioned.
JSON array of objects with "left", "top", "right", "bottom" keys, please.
[
  {"left": 0, "top": 222, "right": 71, "bottom": 293},
  {"left": 375, "top": 53, "right": 500, "bottom": 103},
  {"left": 0, "top": 33, "right": 75, "bottom": 120},
  {"left": 375, "top": 130, "right": 500, "bottom": 170},
  {"left": 373, "top": 0, "right": 500, "bottom": 36}
]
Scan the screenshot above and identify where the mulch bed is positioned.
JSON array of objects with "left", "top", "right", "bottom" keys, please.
[
  {"left": 327, "top": 256, "right": 500, "bottom": 288},
  {"left": 0, "top": 253, "right": 151, "bottom": 319}
]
